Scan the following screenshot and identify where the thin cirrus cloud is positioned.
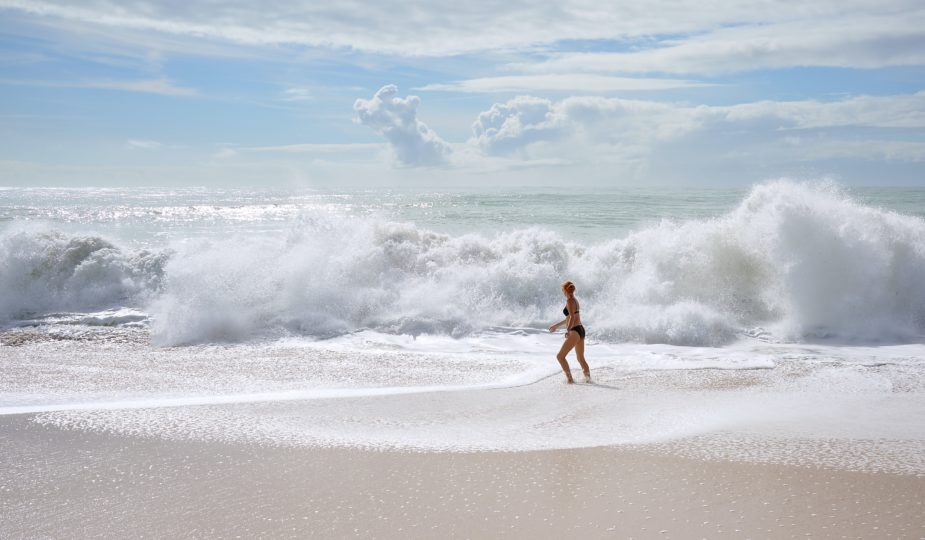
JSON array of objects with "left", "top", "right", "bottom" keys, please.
[
  {"left": 279, "top": 88, "right": 312, "bottom": 102},
  {"left": 246, "top": 143, "right": 384, "bottom": 153},
  {"left": 416, "top": 74, "right": 713, "bottom": 93},
  {"left": 87, "top": 78, "right": 197, "bottom": 96},
  {"left": 126, "top": 139, "right": 190, "bottom": 150},
  {"left": 515, "top": 13, "right": 925, "bottom": 75},
  {"left": 1, "top": 0, "right": 919, "bottom": 68},
  {"left": 126, "top": 139, "right": 163, "bottom": 150},
  {"left": 0, "top": 77, "right": 197, "bottom": 96}
]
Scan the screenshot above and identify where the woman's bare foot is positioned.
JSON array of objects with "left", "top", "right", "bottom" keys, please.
[{"left": 583, "top": 371, "right": 591, "bottom": 383}]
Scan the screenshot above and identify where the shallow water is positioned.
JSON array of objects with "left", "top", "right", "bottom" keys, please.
[{"left": 1, "top": 328, "right": 924, "bottom": 474}]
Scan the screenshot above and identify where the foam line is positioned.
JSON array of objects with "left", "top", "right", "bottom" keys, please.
[{"left": 0, "top": 370, "right": 563, "bottom": 416}]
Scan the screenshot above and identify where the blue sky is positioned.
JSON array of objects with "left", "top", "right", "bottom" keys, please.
[{"left": 1, "top": 1, "right": 924, "bottom": 187}]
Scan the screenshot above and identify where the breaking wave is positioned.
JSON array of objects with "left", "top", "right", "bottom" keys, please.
[
  {"left": 3, "top": 181, "right": 925, "bottom": 346},
  {"left": 0, "top": 227, "right": 167, "bottom": 321}
]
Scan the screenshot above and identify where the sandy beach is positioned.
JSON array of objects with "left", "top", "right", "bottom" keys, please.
[
  {"left": 3, "top": 325, "right": 925, "bottom": 538},
  {"left": 2, "top": 413, "right": 922, "bottom": 539}
]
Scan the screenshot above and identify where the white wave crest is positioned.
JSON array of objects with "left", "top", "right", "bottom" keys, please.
[
  {"left": 0, "top": 228, "right": 167, "bottom": 321},
  {"left": 148, "top": 181, "right": 925, "bottom": 345},
  {"left": 4, "top": 181, "right": 924, "bottom": 346}
]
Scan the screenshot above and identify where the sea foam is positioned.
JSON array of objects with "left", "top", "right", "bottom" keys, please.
[
  {"left": 0, "top": 227, "right": 167, "bottom": 322},
  {"left": 149, "top": 180, "right": 925, "bottom": 345},
  {"left": 3, "top": 181, "right": 924, "bottom": 346}
]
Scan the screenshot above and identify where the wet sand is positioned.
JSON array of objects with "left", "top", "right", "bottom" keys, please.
[{"left": 2, "top": 414, "right": 922, "bottom": 539}]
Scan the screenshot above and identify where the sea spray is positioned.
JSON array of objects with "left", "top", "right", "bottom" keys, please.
[
  {"left": 0, "top": 227, "right": 167, "bottom": 321},
  {"left": 3, "top": 181, "right": 924, "bottom": 345},
  {"left": 735, "top": 181, "right": 925, "bottom": 339},
  {"left": 147, "top": 181, "right": 925, "bottom": 345},
  {"left": 148, "top": 218, "right": 568, "bottom": 344}
]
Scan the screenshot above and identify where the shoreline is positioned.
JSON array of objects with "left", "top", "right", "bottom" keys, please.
[
  {"left": 5, "top": 329, "right": 924, "bottom": 462},
  {"left": 3, "top": 413, "right": 923, "bottom": 539}
]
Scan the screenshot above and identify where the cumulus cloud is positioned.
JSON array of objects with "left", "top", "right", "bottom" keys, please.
[
  {"left": 469, "top": 92, "right": 925, "bottom": 168},
  {"left": 472, "top": 97, "right": 562, "bottom": 155},
  {"left": 472, "top": 95, "right": 698, "bottom": 155},
  {"left": 354, "top": 85, "right": 451, "bottom": 167}
]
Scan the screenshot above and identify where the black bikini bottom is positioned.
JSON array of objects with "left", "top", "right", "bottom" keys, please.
[{"left": 568, "top": 325, "right": 586, "bottom": 339}]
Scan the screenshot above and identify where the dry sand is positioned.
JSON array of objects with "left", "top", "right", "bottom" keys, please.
[{"left": 2, "top": 414, "right": 922, "bottom": 539}]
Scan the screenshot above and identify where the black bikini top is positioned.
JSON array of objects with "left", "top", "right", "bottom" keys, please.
[{"left": 563, "top": 307, "right": 579, "bottom": 316}]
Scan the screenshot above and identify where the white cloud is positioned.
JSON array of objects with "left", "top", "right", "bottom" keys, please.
[
  {"left": 248, "top": 142, "right": 384, "bottom": 153},
  {"left": 89, "top": 77, "right": 197, "bottom": 96},
  {"left": 471, "top": 96, "right": 563, "bottom": 155},
  {"left": 212, "top": 148, "right": 237, "bottom": 159},
  {"left": 721, "top": 92, "right": 925, "bottom": 129},
  {"left": 354, "top": 85, "right": 451, "bottom": 167},
  {"left": 516, "top": 13, "right": 925, "bottom": 75},
  {"left": 280, "top": 88, "right": 312, "bottom": 102},
  {"left": 788, "top": 138, "right": 925, "bottom": 163},
  {"left": 417, "top": 74, "right": 712, "bottom": 93},
  {"left": 3, "top": 0, "right": 921, "bottom": 71},
  {"left": 472, "top": 95, "right": 700, "bottom": 155},
  {"left": 127, "top": 139, "right": 193, "bottom": 151},
  {"left": 468, "top": 92, "right": 925, "bottom": 173}
]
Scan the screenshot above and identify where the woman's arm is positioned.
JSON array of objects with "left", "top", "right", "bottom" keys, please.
[{"left": 548, "top": 317, "right": 569, "bottom": 332}]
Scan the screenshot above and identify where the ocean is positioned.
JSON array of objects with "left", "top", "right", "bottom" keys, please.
[{"left": 2, "top": 180, "right": 925, "bottom": 469}]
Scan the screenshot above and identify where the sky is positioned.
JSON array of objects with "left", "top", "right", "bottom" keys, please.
[{"left": 0, "top": 0, "right": 924, "bottom": 188}]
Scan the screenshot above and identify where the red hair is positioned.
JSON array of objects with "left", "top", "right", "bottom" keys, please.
[{"left": 561, "top": 281, "right": 576, "bottom": 294}]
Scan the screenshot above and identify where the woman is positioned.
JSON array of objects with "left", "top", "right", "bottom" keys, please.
[{"left": 548, "top": 280, "right": 591, "bottom": 384}]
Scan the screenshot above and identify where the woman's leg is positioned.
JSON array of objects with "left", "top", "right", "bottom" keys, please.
[
  {"left": 556, "top": 332, "right": 579, "bottom": 383},
  {"left": 575, "top": 337, "right": 590, "bottom": 380}
]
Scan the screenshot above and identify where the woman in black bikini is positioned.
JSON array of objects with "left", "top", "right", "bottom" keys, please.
[{"left": 548, "top": 280, "right": 591, "bottom": 384}]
